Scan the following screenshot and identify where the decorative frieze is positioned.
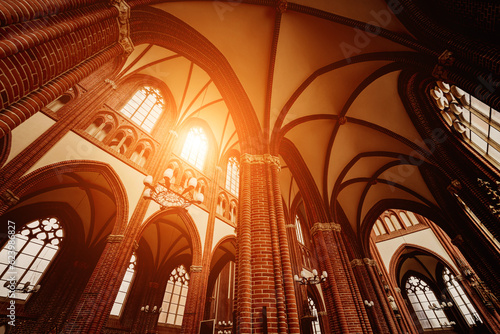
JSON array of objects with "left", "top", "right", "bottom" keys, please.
[
  {"left": 310, "top": 222, "right": 341, "bottom": 236},
  {"left": 240, "top": 153, "right": 281, "bottom": 170},
  {"left": 107, "top": 234, "right": 125, "bottom": 243}
]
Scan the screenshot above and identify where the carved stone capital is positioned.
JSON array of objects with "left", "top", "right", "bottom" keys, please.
[
  {"left": 240, "top": 153, "right": 281, "bottom": 170},
  {"left": 363, "top": 258, "right": 376, "bottom": 266},
  {"left": 0, "top": 190, "right": 19, "bottom": 206},
  {"left": 447, "top": 179, "right": 462, "bottom": 194},
  {"left": 190, "top": 265, "right": 203, "bottom": 273},
  {"left": 351, "top": 259, "right": 364, "bottom": 267},
  {"left": 285, "top": 224, "right": 296, "bottom": 229},
  {"left": 276, "top": 0, "right": 287, "bottom": 13},
  {"left": 109, "top": 0, "right": 134, "bottom": 55},
  {"left": 107, "top": 234, "right": 125, "bottom": 243},
  {"left": 310, "top": 222, "right": 341, "bottom": 236}
]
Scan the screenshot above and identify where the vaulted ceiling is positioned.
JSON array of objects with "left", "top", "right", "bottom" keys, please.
[{"left": 122, "top": 0, "right": 443, "bottom": 245}]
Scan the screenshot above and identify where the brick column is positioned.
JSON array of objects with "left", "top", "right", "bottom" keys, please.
[
  {"left": 181, "top": 265, "right": 204, "bottom": 334},
  {"left": 235, "top": 153, "right": 299, "bottom": 334},
  {"left": 0, "top": 0, "right": 133, "bottom": 138},
  {"left": 310, "top": 222, "right": 370, "bottom": 333}
]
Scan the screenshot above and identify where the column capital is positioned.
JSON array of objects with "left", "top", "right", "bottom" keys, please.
[
  {"left": 190, "top": 265, "right": 203, "bottom": 273},
  {"left": 285, "top": 224, "right": 296, "bottom": 229},
  {"left": 107, "top": 234, "right": 125, "bottom": 243},
  {"left": 363, "top": 258, "right": 376, "bottom": 266},
  {"left": 240, "top": 153, "right": 281, "bottom": 170},
  {"left": 311, "top": 222, "right": 341, "bottom": 236},
  {"left": 109, "top": 0, "right": 134, "bottom": 55},
  {"left": 350, "top": 259, "right": 364, "bottom": 267}
]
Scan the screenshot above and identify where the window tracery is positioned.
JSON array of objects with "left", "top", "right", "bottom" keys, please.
[
  {"left": 0, "top": 218, "right": 63, "bottom": 300},
  {"left": 225, "top": 157, "right": 240, "bottom": 197},
  {"left": 120, "top": 86, "right": 164, "bottom": 133},
  {"left": 405, "top": 275, "right": 452, "bottom": 329},
  {"left": 158, "top": 264, "right": 189, "bottom": 326},
  {"left": 430, "top": 81, "right": 500, "bottom": 166}
]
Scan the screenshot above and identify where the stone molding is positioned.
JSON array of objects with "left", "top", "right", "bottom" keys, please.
[
  {"left": 363, "top": 258, "right": 376, "bottom": 266},
  {"left": 310, "top": 222, "right": 341, "bottom": 236},
  {"left": 351, "top": 259, "right": 364, "bottom": 267},
  {"left": 190, "top": 265, "right": 203, "bottom": 273},
  {"left": 240, "top": 153, "right": 281, "bottom": 170},
  {"left": 351, "top": 258, "right": 376, "bottom": 267},
  {"left": 285, "top": 224, "right": 296, "bottom": 229},
  {"left": 109, "top": 0, "right": 134, "bottom": 54},
  {"left": 107, "top": 234, "right": 125, "bottom": 243}
]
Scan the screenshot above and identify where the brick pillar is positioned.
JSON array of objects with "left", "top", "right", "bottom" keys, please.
[
  {"left": 310, "top": 222, "right": 368, "bottom": 333},
  {"left": 62, "top": 234, "right": 127, "bottom": 333},
  {"left": 0, "top": 0, "right": 133, "bottom": 137},
  {"left": 235, "top": 153, "right": 300, "bottom": 334},
  {"left": 182, "top": 265, "right": 204, "bottom": 334}
]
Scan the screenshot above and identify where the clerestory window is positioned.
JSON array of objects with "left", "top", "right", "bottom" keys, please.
[
  {"left": 225, "top": 157, "right": 240, "bottom": 197},
  {"left": 181, "top": 127, "right": 208, "bottom": 170},
  {"left": 120, "top": 87, "right": 164, "bottom": 133}
]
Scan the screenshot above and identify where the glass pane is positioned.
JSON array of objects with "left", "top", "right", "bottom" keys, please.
[
  {"left": 471, "top": 114, "right": 488, "bottom": 135},
  {"left": 471, "top": 132, "right": 487, "bottom": 152}
]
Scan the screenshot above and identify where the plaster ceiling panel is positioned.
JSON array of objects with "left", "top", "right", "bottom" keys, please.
[
  {"left": 286, "top": 118, "right": 337, "bottom": 192},
  {"left": 121, "top": 45, "right": 178, "bottom": 79},
  {"left": 328, "top": 123, "right": 418, "bottom": 196},
  {"left": 176, "top": 64, "right": 212, "bottom": 118},
  {"left": 272, "top": 11, "right": 412, "bottom": 129},
  {"left": 343, "top": 156, "right": 399, "bottom": 182},
  {"left": 280, "top": 61, "right": 391, "bottom": 127},
  {"left": 14, "top": 188, "right": 92, "bottom": 240},
  {"left": 377, "top": 165, "right": 437, "bottom": 203},
  {"left": 347, "top": 70, "right": 428, "bottom": 147},
  {"left": 337, "top": 181, "right": 369, "bottom": 233},
  {"left": 292, "top": 0, "right": 410, "bottom": 34},
  {"left": 154, "top": 2, "right": 275, "bottom": 122},
  {"left": 359, "top": 183, "right": 430, "bottom": 229},
  {"left": 88, "top": 188, "right": 116, "bottom": 244}
]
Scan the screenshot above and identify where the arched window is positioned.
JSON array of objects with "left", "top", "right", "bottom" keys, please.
[
  {"left": 295, "top": 215, "right": 305, "bottom": 244},
  {"left": 430, "top": 81, "right": 500, "bottom": 166},
  {"left": 405, "top": 275, "right": 452, "bottom": 329},
  {"left": 181, "top": 127, "right": 208, "bottom": 170},
  {"left": 217, "top": 196, "right": 227, "bottom": 217},
  {"left": 225, "top": 157, "right": 240, "bottom": 197},
  {"left": 120, "top": 87, "right": 164, "bottom": 133},
  {"left": 442, "top": 267, "right": 482, "bottom": 326},
  {"left": 158, "top": 264, "right": 189, "bottom": 326},
  {"left": 399, "top": 212, "right": 412, "bottom": 227},
  {"left": 0, "top": 218, "right": 63, "bottom": 301},
  {"left": 230, "top": 202, "right": 237, "bottom": 224},
  {"left": 110, "top": 254, "right": 136, "bottom": 316},
  {"left": 308, "top": 296, "right": 322, "bottom": 334},
  {"left": 390, "top": 215, "right": 402, "bottom": 230}
]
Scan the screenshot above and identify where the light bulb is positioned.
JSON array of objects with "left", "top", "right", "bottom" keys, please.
[
  {"left": 312, "top": 269, "right": 318, "bottom": 276},
  {"left": 294, "top": 274, "right": 300, "bottom": 282},
  {"left": 322, "top": 271, "right": 328, "bottom": 278},
  {"left": 142, "top": 189, "right": 152, "bottom": 199},
  {"left": 164, "top": 168, "right": 174, "bottom": 179},
  {"left": 143, "top": 175, "right": 154, "bottom": 187},
  {"left": 188, "top": 177, "right": 197, "bottom": 188},
  {"left": 196, "top": 192, "right": 204, "bottom": 203}
]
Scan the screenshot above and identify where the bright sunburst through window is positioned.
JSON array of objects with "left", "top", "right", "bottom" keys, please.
[
  {"left": 120, "top": 87, "right": 164, "bottom": 133},
  {"left": 181, "top": 127, "right": 208, "bottom": 170},
  {"left": 0, "top": 218, "right": 63, "bottom": 300}
]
